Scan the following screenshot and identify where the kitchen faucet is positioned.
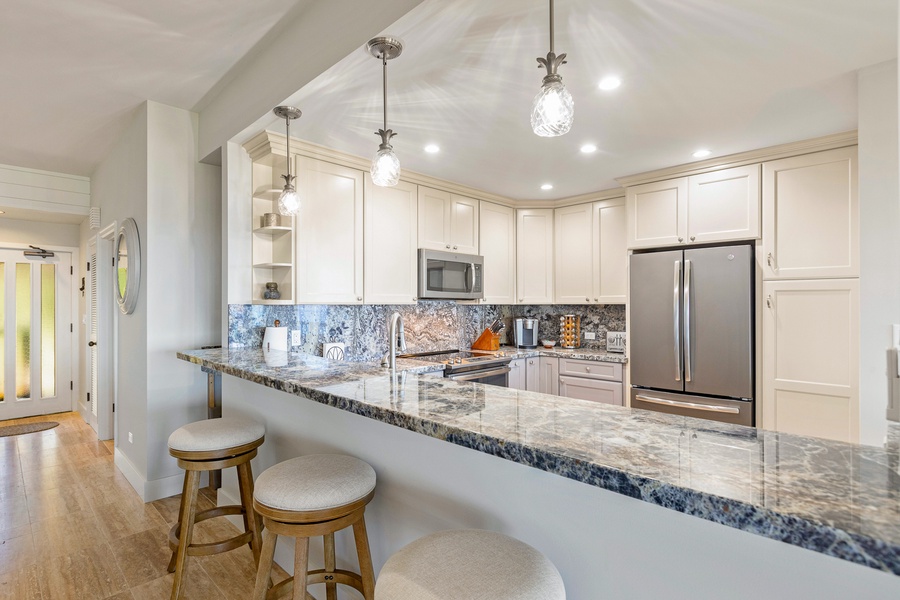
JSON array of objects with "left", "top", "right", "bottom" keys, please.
[{"left": 381, "top": 312, "right": 407, "bottom": 370}]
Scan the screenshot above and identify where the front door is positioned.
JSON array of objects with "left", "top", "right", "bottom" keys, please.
[{"left": 0, "top": 249, "right": 72, "bottom": 420}]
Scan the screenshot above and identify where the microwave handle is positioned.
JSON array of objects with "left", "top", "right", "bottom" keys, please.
[{"left": 466, "top": 263, "right": 475, "bottom": 292}]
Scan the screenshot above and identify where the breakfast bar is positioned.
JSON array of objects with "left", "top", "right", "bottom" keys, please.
[{"left": 178, "top": 347, "right": 900, "bottom": 599}]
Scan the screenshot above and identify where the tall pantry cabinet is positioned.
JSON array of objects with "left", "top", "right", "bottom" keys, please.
[{"left": 760, "top": 146, "right": 859, "bottom": 443}]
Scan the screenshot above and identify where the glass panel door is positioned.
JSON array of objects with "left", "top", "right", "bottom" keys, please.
[{"left": 0, "top": 249, "right": 71, "bottom": 420}]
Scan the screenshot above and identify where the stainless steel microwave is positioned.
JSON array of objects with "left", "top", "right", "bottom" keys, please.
[{"left": 417, "top": 249, "right": 484, "bottom": 300}]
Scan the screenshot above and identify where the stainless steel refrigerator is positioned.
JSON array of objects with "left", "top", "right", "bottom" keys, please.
[{"left": 629, "top": 244, "right": 754, "bottom": 426}]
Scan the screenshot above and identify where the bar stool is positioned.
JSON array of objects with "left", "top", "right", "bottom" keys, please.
[
  {"left": 374, "top": 529, "right": 566, "bottom": 600},
  {"left": 167, "top": 417, "right": 266, "bottom": 600},
  {"left": 251, "top": 454, "right": 377, "bottom": 600}
]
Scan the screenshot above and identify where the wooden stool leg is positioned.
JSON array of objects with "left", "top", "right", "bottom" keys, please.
[
  {"left": 170, "top": 469, "right": 201, "bottom": 600},
  {"left": 167, "top": 471, "right": 193, "bottom": 573},
  {"left": 292, "top": 536, "right": 310, "bottom": 600},
  {"left": 323, "top": 532, "right": 337, "bottom": 600},
  {"left": 252, "top": 528, "right": 278, "bottom": 600},
  {"left": 352, "top": 515, "right": 376, "bottom": 600},
  {"left": 237, "top": 460, "right": 262, "bottom": 565}
]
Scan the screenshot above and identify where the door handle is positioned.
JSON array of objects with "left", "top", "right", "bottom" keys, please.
[
  {"left": 766, "top": 295, "right": 772, "bottom": 309},
  {"left": 635, "top": 394, "right": 741, "bottom": 415},
  {"left": 674, "top": 261, "right": 682, "bottom": 382},
  {"left": 88, "top": 341, "right": 97, "bottom": 347},
  {"left": 466, "top": 263, "right": 475, "bottom": 292},
  {"left": 767, "top": 253, "right": 774, "bottom": 269},
  {"left": 684, "top": 259, "right": 692, "bottom": 383}
]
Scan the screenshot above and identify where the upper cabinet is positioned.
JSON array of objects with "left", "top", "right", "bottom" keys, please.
[
  {"left": 517, "top": 208, "right": 554, "bottom": 304},
  {"left": 250, "top": 153, "right": 295, "bottom": 304},
  {"left": 554, "top": 198, "right": 627, "bottom": 305},
  {"left": 364, "top": 177, "right": 418, "bottom": 304},
  {"left": 761, "top": 146, "right": 858, "bottom": 280},
  {"left": 295, "top": 157, "right": 364, "bottom": 304},
  {"left": 626, "top": 165, "right": 760, "bottom": 249},
  {"left": 417, "top": 187, "right": 479, "bottom": 254},
  {"left": 479, "top": 201, "right": 516, "bottom": 304}
]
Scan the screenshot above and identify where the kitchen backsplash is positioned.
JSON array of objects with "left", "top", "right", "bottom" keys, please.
[{"left": 229, "top": 302, "right": 626, "bottom": 361}]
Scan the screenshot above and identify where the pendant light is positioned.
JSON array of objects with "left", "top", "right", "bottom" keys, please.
[
  {"left": 531, "top": 0, "right": 574, "bottom": 137},
  {"left": 273, "top": 105, "right": 302, "bottom": 216},
  {"left": 367, "top": 36, "right": 403, "bottom": 187}
]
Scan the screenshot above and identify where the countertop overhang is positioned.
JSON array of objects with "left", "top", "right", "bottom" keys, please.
[{"left": 177, "top": 347, "right": 900, "bottom": 576}]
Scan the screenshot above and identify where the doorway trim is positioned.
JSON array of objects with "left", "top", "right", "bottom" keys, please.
[{"left": 96, "top": 223, "right": 117, "bottom": 442}]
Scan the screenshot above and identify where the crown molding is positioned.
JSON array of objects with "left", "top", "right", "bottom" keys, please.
[{"left": 616, "top": 130, "right": 858, "bottom": 187}]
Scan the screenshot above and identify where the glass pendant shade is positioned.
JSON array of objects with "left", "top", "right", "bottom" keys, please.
[
  {"left": 531, "top": 79, "right": 574, "bottom": 137},
  {"left": 277, "top": 185, "right": 300, "bottom": 216},
  {"left": 371, "top": 146, "right": 401, "bottom": 187}
]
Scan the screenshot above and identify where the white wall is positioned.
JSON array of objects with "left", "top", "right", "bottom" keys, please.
[
  {"left": 0, "top": 218, "right": 81, "bottom": 248},
  {"left": 858, "top": 59, "right": 899, "bottom": 445}
]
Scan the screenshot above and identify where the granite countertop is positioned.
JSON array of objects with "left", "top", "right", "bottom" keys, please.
[
  {"left": 498, "top": 345, "right": 628, "bottom": 363},
  {"left": 178, "top": 347, "right": 900, "bottom": 576}
]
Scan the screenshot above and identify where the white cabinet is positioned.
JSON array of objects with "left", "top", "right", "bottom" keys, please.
[
  {"left": 295, "top": 157, "right": 364, "bottom": 303},
  {"left": 554, "top": 203, "right": 594, "bottom": 304},
  {"left": 250, "top": 153, "right": 294, "bottom": 304},
  {"left": 364, "top": 177, "right": 418, "bottom": 304},
  {"left": 539, "top": 357, "right": 559, "bottom": 395},
  {"left": 417, "top": 187, "right": 479, "bottom": 254},
  {"left": 525, "top": 357, "right": 540, "bottom": 392},
  {"left": 557, "top": 358, "right": 623, "bottom": 405},
  {"left": 593, "top": 198, "right": 627, "bottom": 303},
  {"left": 508, "top": 358, "right": 526, "bottom": 390},
  {"left": 626, "top": 165, "right": 760, "bottom": 249},
  {"left": 479, "top": 202, "right": 516, "bottom": 304},
  {"left": 517, "top": 209, "right": 554, "bottom": 304},
  {"left": 762, "top": 278, "right": 859, "bottom": 442},
  {"left": 761, "top": 147, "right": 858, "bottom": 280}
]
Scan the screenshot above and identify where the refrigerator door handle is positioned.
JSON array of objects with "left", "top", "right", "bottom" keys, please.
[
  {"left": 684, "top": 259, "right": 692, "bottom": 382},
  {"left": 674, "top": 260, "right": 682, "bottom": 382},
  {"left": 634, "top": 394, "right": 741, "bottom": 415}
]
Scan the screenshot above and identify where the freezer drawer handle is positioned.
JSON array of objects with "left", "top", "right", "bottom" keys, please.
[
  {"left": 635, "top": 394, "right": 741, "bottom": 415},
  {"left": 674, "top": 261, "right": 682, "bottom": 382}
]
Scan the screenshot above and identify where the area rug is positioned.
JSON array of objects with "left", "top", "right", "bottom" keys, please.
[{"left": 0, "top": 421, "right": 59, "bottom": 437}]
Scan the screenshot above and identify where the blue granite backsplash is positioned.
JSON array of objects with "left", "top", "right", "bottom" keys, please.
[{"left": 228, "top": 302, "right": 626, "bottom": 361}]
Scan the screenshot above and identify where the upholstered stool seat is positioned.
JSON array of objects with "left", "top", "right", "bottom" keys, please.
[
  {"left": 167, "top": 417, "right": 265, "bottom": 600},
  {"left": 375, "top": 529, "right": 566, "bottom": 600},
  {"left": 252, "top": 454, "right": 378, "bottom": 600}
]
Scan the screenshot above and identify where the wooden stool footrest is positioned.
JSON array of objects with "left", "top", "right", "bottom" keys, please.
[
  {"left": 307, "top": 568, "right": 363, "bottom": 590},
  {"left": 168, "top": 504, "right": 251, "bottom": 555}
]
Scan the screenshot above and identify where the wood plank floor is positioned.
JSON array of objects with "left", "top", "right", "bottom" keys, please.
[{"left": 0, "top": 412, "right": 287, "bottom": 600}]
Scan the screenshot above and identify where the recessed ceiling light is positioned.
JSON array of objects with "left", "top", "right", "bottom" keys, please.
[
  {"left": 692, "top": 149, "right": 712, "bottom": 158},
  {"left": 0, "top": 211, "right": 5, "bottom": 215},
  {"left": 424, "top": 144, "right": 440, "bottom": 154},
  {"left": 598, "top": 76, "right": 622, "bottom": 91},
  {"left": 541, "top": 184, "right": 553, "bottom": 191},
  {"left": 580, "top": 143, "right": 597, "bottom": 154}
]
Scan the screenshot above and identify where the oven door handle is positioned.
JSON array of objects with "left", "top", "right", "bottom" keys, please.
[{"left": 447, "top": 366, "right": 511, "bottom": 381}]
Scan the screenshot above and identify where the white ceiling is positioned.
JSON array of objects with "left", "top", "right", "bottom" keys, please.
[
  {"left": 266, "top": 0, "right": 897, "bottom": 200},
  {"left": 0, "top": 0, "right": 303, "bottom": 177}
]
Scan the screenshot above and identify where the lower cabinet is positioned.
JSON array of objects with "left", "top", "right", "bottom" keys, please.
[
  {"left": 539, "top": 357, "right": 559, "bottom": 395},
  {"left": 525, "top": 357, "right": 540, "bottom": 392},
  {"left": 508, "top": 358, "right": 526, "bottom": 390},
  {"left": 557, "top": 358, "right": 624, "bottom": 406}
]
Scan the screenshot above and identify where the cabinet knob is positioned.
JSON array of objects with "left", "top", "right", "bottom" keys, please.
[
  {"left": 519, "top": 298, "right": 523, "bottom": 302},
  {"left": 586, "top": 367, "right": 591, "bottom": 372},
  {"left": 678, "top": 237, "right": 684, "bottom": 242},
  {"left": 446, "top": 244, "right": 451, "bottom": 249},
  {"left": 690, "top": 235, "right": 696, "bottom": 242},
  {"left": 453, "top": 245, "right": 458, "bottom": 250},
  {"left": 586, "top": 297, "right": 590, "bottom": 302},
  {"left": 767, "top": 253, "right": 774, "bottom": 268},
  {"left": 766, "top": 295, "right": 773, "bottom": 309},
  {"left": 357, "top": 296, "right": 362, "bottom": 301},
  {"left": 594, "top": 298, "right": 599, "bottom": 302}
]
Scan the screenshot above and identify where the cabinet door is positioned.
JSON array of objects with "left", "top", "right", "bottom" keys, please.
[
  {"left": 626, "top": 178, "right": 688, "bottom": 249},
  {"left": 508, "top": 358, "right": 526, "bottom": 390},
  {"left": 364, "top": 177, "right": 418, "bottom": 304},
  {"left": 761, "top": 146, "right": 858, "bottom": 279},
  {"left": 480, "top": 202, "right": 516, "bottom": 304},
  {"left": 417, "top": 186, "right": 452, "bottom": 251},
  {"left": 525, "top": 357, "right": 540, "bottom": 392},
  {"left": 517, "top": 209, "right": 554, "bottom": 304},
  {"left": 593, "top": 198, "right": 627, "bottom": 304},
  {"left": 539, "top": 357, "right": 559, "bottom": 395},
  {"left": 687, "top": 165, "right": 760, "bottom": 243},
  {"left": 554, "top": 203, "right": 593, "bottom": 304},
  {"left": 762, "top": 279, "right": 859, "bottom": 442},
  {"left": 450, "top": 194, "right": 479, "bottom": 254},
  {"left": 559, "top": 376, "right": 623, "bottom": 406},
  {"left": 295, "top": 157, "right": 364, "bottom": 303}
]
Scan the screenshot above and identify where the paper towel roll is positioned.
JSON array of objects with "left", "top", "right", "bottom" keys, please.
[{"left": 262, "top": 326, "right": 288, "bottom": 352}]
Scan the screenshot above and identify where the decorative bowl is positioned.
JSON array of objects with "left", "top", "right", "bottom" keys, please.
[{"left": 541, "top": 339, "right": 557, "bottom": 349}]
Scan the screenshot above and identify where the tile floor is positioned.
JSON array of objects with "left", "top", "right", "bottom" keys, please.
[{"left": 0, "top": 412, "right": 286, "bottom": 600}]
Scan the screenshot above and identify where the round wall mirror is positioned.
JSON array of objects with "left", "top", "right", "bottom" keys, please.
[{"left": 116, "top": 218, "right": 141, "bottom": 314}]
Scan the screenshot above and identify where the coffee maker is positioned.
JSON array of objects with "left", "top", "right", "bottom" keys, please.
[{"left": 512, "top": 318, "right": 539, "bottom": 349}]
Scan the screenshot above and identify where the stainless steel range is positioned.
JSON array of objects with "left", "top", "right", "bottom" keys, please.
[{"left": 401, "top": 350, "right": 513, "bottom": 387}]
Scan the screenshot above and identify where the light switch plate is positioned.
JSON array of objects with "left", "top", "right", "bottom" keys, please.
[
  {"left": 291, "top": 330, "right": 302, "bottom": 346},
  {"left": 607, "top": 331, "right": 626, "bottom": 353},
  {"left": 584, "top": 332, "right": 596, "bottom": 340}
]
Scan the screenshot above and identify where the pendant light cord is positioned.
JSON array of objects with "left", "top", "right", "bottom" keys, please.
[
  {"left": 285, "top": 116, "right": 292, "bottom": 178},
  {"left": 549, "top": 0, "right": 555, "bottom": 54},
  {"left": 382, "top": 56, "right": 388, "bottom": 131}
]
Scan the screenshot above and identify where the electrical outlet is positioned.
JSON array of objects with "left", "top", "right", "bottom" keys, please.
[
  {"left": 291, "top": 330, "right": 302, "bottom": 346},
  {"left": 128, "top": 432, "right": 133, "bottom": 444},
  {"left": 584, "top": 332, "right": 596, "bottom": 340}
]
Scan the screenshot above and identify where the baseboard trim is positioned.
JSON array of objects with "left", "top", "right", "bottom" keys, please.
[
  {"left": 115, "top": 448, "right": 206, "bottom": 502},
  {"left": 114, "top": 448, "right": 146, "bottom": 499}
]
